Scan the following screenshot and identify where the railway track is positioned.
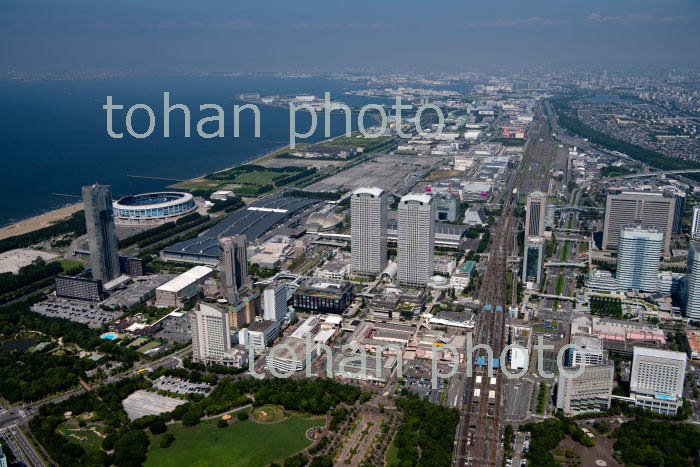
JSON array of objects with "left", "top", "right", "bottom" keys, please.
[
  {"left": 454, "top": 106, "right": 548, "bottom": 466},
  {"left": 454, "top": 203, "right": 514, "bottom": 467}
]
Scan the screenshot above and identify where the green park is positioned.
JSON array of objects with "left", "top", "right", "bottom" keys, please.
[{"left": 145, "top": 409, "right": 324, "bottom": 467}]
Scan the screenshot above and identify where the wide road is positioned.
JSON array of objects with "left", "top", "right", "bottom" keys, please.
[{"left": 1, "top": 424, "right": 47, "bottom": 467}]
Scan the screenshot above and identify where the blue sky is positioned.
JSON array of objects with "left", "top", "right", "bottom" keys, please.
[{"left": 2, "top": 0, "right": 699, "bottom": 73}]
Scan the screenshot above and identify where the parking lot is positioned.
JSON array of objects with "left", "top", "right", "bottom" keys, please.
[
  {"left": 30, "top": 297, "right": 123, "bottom": 328},
  {"left": 402, "top": 361, "right": 448, "bottom": 405},
  {"left": 305, "top": 154, "right": 445, "bottom": 194},
  {"left": 508, "top": 430, "right": 530, "bottom": 467},
  {"left": 152, "top": 375, "right": 213, "bottom": 395},
  {"left": 503, "top": 379, "right": 533, "bottom": 421},
  {"left": 154, "top": 312, "right": 191, "bottom": 344},
  {"left": 122, "top": 390, "right": 186, "bottom": 420},
  {"left": 0, "top": 248, "right": 59, "bottom": 274}
]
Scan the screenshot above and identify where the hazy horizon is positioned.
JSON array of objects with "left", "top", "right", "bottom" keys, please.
[{"left": 2, "top": 0, "right": 700, "bottom": 75}]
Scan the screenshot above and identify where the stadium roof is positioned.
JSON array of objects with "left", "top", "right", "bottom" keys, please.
[{"left": 114, "top": 191, "right": 191, "bottom": 208}]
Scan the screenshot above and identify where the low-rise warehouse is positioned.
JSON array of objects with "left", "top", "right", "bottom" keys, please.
[
  {"left": 161, "top": 197, "right": 320, "bottom": 264},
  {"left": 291, "top": 279, "right": 355, "bottom": 314},
  {"left": 266, "top": 336, "right": 317, "bottom": 374},
  {"left": 687, "top": 330, "right": 700, "bottom": 360},
  {"left": 155, "top": 266, "right": 214, "bottom": 307},
  {"left": 332, "top": 353, "right": 397, "bottom": 386}
]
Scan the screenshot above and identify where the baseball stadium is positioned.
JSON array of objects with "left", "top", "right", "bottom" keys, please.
[{"left": 113, "top": 192, "right": 197, "bottom": 224}]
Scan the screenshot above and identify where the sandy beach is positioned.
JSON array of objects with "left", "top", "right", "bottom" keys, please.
[{"left": 0, "top": 203, "right": 83, "bottom": 241}]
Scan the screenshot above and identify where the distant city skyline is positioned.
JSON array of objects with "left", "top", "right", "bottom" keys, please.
[{"left": 2, "top": 0, "right": 699, "bottom": 74}]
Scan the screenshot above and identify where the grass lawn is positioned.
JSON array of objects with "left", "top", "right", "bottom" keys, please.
[
  {"left": 128, "top": 337, "right": 149, "bottom": 348},
  {"left": 53, "top": 258, "right": 84, "bottom": 273},
  {"left": 555, "top": 275, "right": 565, "bottom": 295},
  {"left": 329, "top": 134, "right": 389, "bottom": 148},
  {"left": 231, "top": 185, "right": 266, "bottom": 196},
  {"left": 533, "top": 319, "right": 558, "bottom": 334},
  {"left": 233, "top": 170, "right": 283, "bottom": 186},
  {"left": 561, "top": 241, "right": 571, "bottom": 261},
  {"left": 57, "top": 422, "right": 106, "bottom": 452},
  {"left": 145, "top": 413, "right": 324, "bottom": 467},
  {"left": 252, "top": 405, "right": 285, "bottom": 423},
  {"left": 137, "top": 341, "right": 162, "bottom": 353},
  {"left": 536, "top": 384, "right": 548, "bottom": 415},
  {"left": 173, "top": 178, "right": 226, "bottom": 191}
]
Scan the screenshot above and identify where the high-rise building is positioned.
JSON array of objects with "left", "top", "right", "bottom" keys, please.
[
  {"left": 82, "top": 183, "right": 120, "bottom": 282},
  {"left": 615, "top": 226, "right": 662, "bottom": 292},
  {"left": 556, "top": 362, "right": 614, "bottom": 415},
  {"left": 397, "top": 194, "right": 435, "bottom": 286},
  {"left": 190, "top": 302, "right": 231, "bottom": 365},
  {"left": 525, "top": 191, "right": 547, "bottom": 237},
  {"left": 0, "top": 445, "right": 6, "bottom": 467},
  {"left": 118, "top": 255, "right": 145, "bottom": 277},
  {"left": 263, "top": 282, "right": 288, "bottom": 323},
  {"left": 434, "top": 192, "right": 460, "bottom": 222},
  {"left": 229, "top": 291, "right": 261, "bottom": 329},
  {"left": 692, "top": 206, "right": 700, "bottom": 240},
  {"left": 351, "top": 187, "right": 387, "bottom": 275},
  {"left": 522, "top": 236, "right": 545, "bottom": 283},
  {"left": 630, "top": 347, "right": 687, "bottom": 415},
  {"left": 218, "top": 235, "right": 249, "bottom": 302},
  {"left": 602, "top": 191, "right": 675, "bottom": 256},
  {"left": 685, "top": 241, "right": 700, "bottom": 320},
  {"left": 661, "top": 186, "right": 686, "bottom": 233}
]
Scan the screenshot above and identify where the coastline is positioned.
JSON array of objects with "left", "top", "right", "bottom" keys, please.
[
  {"left": 0, "top": 202, "right": 84, "bottom": 241},
  {"left": 169, "top": 142, "right": 292, "bottom": 188},
  {"left": 0, "top": 136, "right": 336, "bottom": 242},
  {"left": 169, "top": 129, "right": 346, "bottom": 188},
  {"left": 0, "top": 145, "right": 291, "bottom": 242}
]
